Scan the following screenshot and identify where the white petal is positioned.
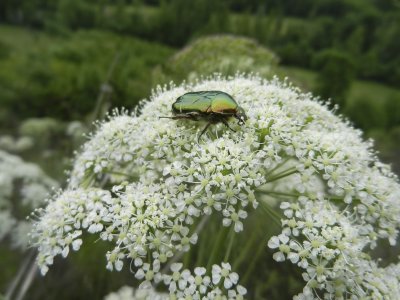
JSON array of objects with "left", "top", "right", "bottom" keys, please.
[
  {"left": 279, "top": 234, "right": 289, "bottom": 244},
  {"left": 72, "top": 239, "right": 82, "bottom": 251},
  {"left": 115, "top": 260, "right": 123, "bottom": 271},
  {"left": 268, "top": 236, "right": 280, "bottom": 249},
  {"left": 61, "top": 246, "right": 69, "bottom": 258},
  {"left": 288, "top": 252, "right": 299, "bottom": 263},
  {"left": 212, "top": 273, "right": 221, "bottom": 285},
  {"left": 224, "top": 278, "right": 233, "bottom": 289},
  {"left": 171, "top": 263, "right": 183, "bottom": 272},
  {"left": 229, "top": 272, "right": 239, "bottom": 285},
  {"left": 273, "top": 251, "right": 285, "bottom": 262}
]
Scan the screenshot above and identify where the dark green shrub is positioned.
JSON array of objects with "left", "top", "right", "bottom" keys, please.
[
  {"left": 155, "top": 35, "right": 279, "bottom": 84},
  {"left": 344, "top": 96, "right": 387, "bottom": 131},
  {"left": 0, "top": 29, "right": 173, "bottom": 122},
  {"left": 385, "top": 94, "right": 400, "bottom": 128},
  {"left": 313, "top": 49, "right": 356, "bottom": 108}
]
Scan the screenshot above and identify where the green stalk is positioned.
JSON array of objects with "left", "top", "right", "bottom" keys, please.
[
  {"left": 265, "top": 157, "right": 290, "bottom": 176},
  {"left": 105, "top": 170, "right": 138, "bottom": 181},
  {"left": 266, "top": 167, "right": 298, "bottom": 183},
  {"left": 196, "top": 228, "right": 208, "bottom": 267},
  {"left": 241, "top": 238, "right": 266, "bottom": 285},
  {"left": 258, "top": 200, "right": 282, "bottom": 228},
  {"left": 223, "top": 227, "right": 235, "bottom": 262},
  {"left": 232, "top": 231, "right": 258, "bottom": 270},
  {"left": 256, "top": 190, "right": 298, "bottom": 198},
  {"left": 183, "top": 245, "right": 192, "bottom": 269},
  {"left": 206, "top": 225, "right": 229, "bottom": 272}
]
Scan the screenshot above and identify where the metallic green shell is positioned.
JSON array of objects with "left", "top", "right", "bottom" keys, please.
[{"left": 172, "top": 91, "right": 238, "bottom": 114}]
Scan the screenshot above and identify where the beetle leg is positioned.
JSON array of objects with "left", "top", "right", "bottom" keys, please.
[
  {"left": 221, "top": 119, "right": 236, "bottom": 132},
  {"left": 159, "top": 113, "right": 199, "bottom": 121},
  {"left": 159, "top": 116, "right": 177, "bottom": 119},
  {"left": 198, "top": 122, "right": 212, "bottom": 141},
  {"left": 159, "top": 115, "right": 190, "bottom": 120}
]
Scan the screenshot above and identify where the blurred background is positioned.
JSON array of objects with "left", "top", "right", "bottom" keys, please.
[{"left": 0, "top": 0, "right": 399, "bottom": 299}]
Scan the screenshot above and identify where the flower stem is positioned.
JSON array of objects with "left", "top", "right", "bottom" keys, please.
[
  {"left": 232, "top": 231, "right": 258, "bottom": 270},
  {"left": 223, "top": 227, "right": 235, "bottom": 262},
  {"left": 105, "top": 170, "right": 138, "bottom": 181},
  {"left": 241, "top": 239, "right": 266, "bottom": 285},
  {"left": 206, "top": 225, "right": 229, "bottom": 272},
  {"left": 256, "top": 190, "right": 299, "bottom": 198},
  {"left": 266, "top": 167, "right": 298, "bottom": 183},
  {"left": 259, "top": 200, "right": 282, "bottom": 228},
  {"left": 265, "top": 157, "right": 290, "bottom": 176}
]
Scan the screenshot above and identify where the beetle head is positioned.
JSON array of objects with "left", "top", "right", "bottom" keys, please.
[{"left": 235, "top": 106, "right": 247, "bottom": 125}]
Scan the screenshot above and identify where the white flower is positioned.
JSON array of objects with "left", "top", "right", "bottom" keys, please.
[
  {"left": 192, "top": 267, "right": 211, "bottom": 294},
  {"left": 164, "top": 263, "right": 184, "bottom": 292},
  {"left": 104, "top": 285, "right": 168, "bottom": 300},
  {"left": 163, "top": 263, "right": 244, "bottom": 299},
  {"left": 268, "top": 234, "right": 290, "bottom": 262},
  {"left": 0, "top": 150, "right": 57, "bottom": 250},
  {"left": 30, "top": 75, "right": 400, "bottom": 299},
  {"left": 222, "top": 207, "right": 247, "bottom": 232},
  {"left": 107, "top": 249, "right": 125, "bottom": 271},
  {"left": 212, "top": 263, "right": 239, "bottom": 289}
]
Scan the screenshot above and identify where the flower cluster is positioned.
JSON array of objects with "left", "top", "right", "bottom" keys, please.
[
  {"left": 105, "top": 262, "right": 245, "bottom": 300},
  {"left": 0, "top": 150, "right": 57, "bottom": 249},
  {"left": 0, "top": 135, "right": 33, "bottom": 153},
  {"left": 269, "top": 197, "right": 400, "bottom": 299},
  {"left": 161, "top": 262, "right": 246, "bottom": 299},
  {"left": 30, "top": 75, "right": 400, "bottom": 299},
  {"left": 104, "top": 285, "right": 167, "bottom": 300},
  {"left": 155, "top": 35, "right": 278, "bottom": 83}
]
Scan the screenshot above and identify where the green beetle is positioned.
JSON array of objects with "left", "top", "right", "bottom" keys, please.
[{"left": 160, "top": 91, "right": 247, "bottom": 140}]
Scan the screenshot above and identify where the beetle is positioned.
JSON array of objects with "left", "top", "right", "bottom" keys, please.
[{"left": 160, "top": 91, "right": 247, "bottom": 140}]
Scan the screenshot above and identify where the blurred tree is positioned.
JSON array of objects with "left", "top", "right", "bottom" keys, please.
[
  {"left": 373, "top": 14, "right": 400, "bottom": 85},
  {"left": 0, "top": 0, "right": 398, "bottom": 85},
  {"left": 345, "top": 26, "right": 365, "bottom": 56},
  {"left": 385, "top": 95, "right": 400, "bottom": 129},
  {"left": 152, "top": 0, "right": 228, "bottom": 46},
  {"left": 56, "top": 0, "right": 96, "bottom": 29},
  {"left": 313, "top": 49, "right": 356, "bottom": 108},
  {"left": 344, "top": 96, "right": 387, "bottom": 131},
  {"left": 0, "top": 29, "right": 172, "bottom": 121}
]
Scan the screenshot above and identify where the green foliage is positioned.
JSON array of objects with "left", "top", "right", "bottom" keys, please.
[
  {"left": 344, "top": 96, "right": 387, "bottom": 131},
  {"left": 279, "top": 66, "right": 400, "bottom": 132},
  {"left": 0, "top": 41, "right": 10, "bottom": 60},
  {"left": 385, "top": 95, "right": 400, "bottom": 129},
  {"left": 0, "top": 246, "right": 20, "bottom": 292},
  {"left": 0, "top": 26, "right": 173, "bottom": 121},
  {"left": 155, "top": 35, "right": 279, "bottom": 84},
  {"left": 313, "top": 49, "right": 356, "bottom": 108},
  {"left": 147, "top": 0, "right": 229, "bottom": 46},
  {"left": 344, "top": 92, "right": 399, "bottom": 135},
  {"left": 367, "top": 127, "right": 400, "bottom": 175},
  {"left": 56, "top": 0, "right": 97, "bottom": 29},
  {"left": 1, "top": 0, "right": 399, "bottom": 86}
]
